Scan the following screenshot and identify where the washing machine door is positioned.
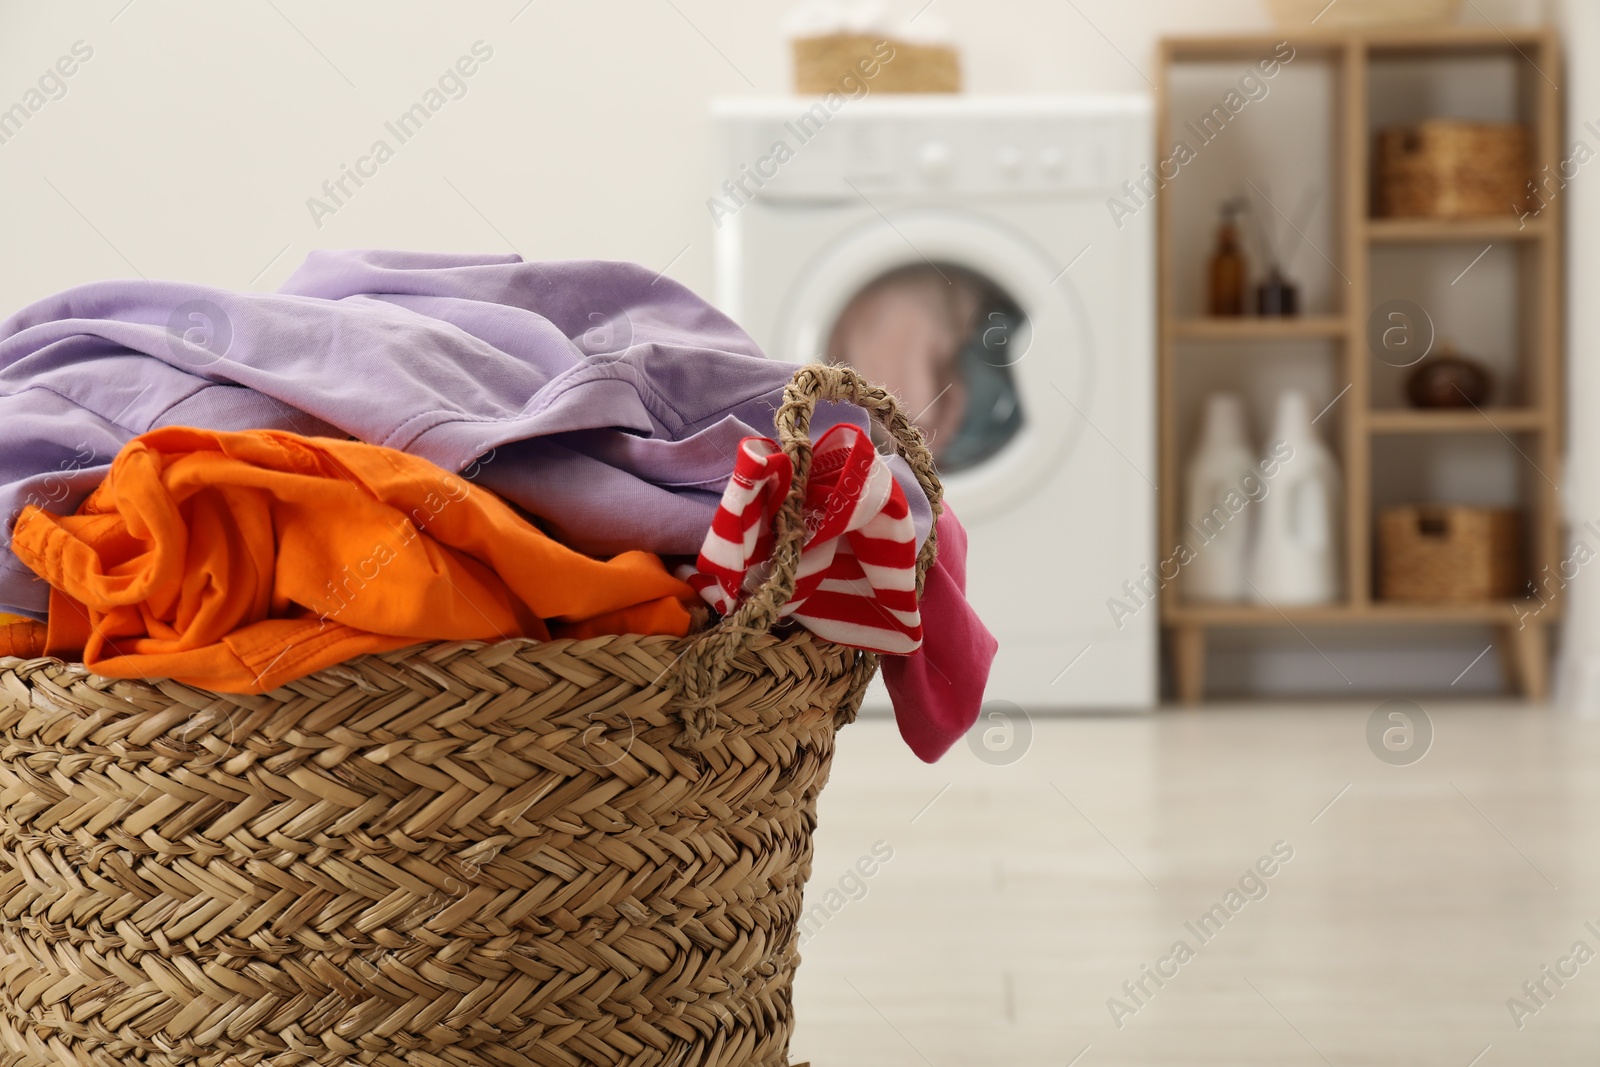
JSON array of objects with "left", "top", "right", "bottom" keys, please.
[{"left": 773, "top": 208, "right": 1092, "bottom": 524}]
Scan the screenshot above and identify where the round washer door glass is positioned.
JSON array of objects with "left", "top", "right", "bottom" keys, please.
[
  {"left": 825, "top": 263, "right": 1024, "bottom": 474},
  {"left": 776, "top": 207, "right": 1094, "bottom": 525}
]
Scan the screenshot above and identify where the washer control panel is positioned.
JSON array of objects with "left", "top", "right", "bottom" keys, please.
[{"left": 713, "top": 98, "right": 1146, "bottom": 201}]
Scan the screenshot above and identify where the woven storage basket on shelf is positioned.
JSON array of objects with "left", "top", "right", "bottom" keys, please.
[
  {"left": 1378, "top": 505, "right": 1521, "bottom": 603},
  {"left": 792, "top": 35, "right": 960, "bottom": 94},
  {"left": 1265, "top": 0, "right": 1462, "bottom": 27},
  {"left": 0, "top": 364, "right": 943, "bottom": 1067},
  {"left": 1376, "top": 121, "right": 1531, "bottom": 220}
]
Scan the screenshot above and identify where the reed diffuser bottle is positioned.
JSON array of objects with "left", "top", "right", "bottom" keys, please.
[
  {"left": 1207, "top": 199, "right": 1249, "bottom": 317},
  {"left": 1244, "top": 184, "right": 1319, "bottom": 319}
]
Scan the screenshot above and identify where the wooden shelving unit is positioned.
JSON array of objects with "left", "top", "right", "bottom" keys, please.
[
  {"left": 1156, "top": 27, "right": 1563, "bottom": 703},
  {"left": 1367, "top": 408, "right": 1544, "bottom": 434},
  {"left": 1368, "top": 216, "right": 1550, "bottom": 243}
]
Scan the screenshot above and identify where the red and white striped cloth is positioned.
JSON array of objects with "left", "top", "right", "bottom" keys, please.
[{"left": 679, "top": 422, "right": 921, "bottom": 654}]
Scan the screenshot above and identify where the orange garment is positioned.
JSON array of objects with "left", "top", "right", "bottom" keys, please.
[
  {"left": 0, "top": 612, "right": 46, "bottom": 659},
  {"left": 10, "top": 427, "right": 696, "bottom": 693}
]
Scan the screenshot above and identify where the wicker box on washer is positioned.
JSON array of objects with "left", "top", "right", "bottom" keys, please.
[
  {"left": 0, "top": 365, "right": 940, "bottom": 1067},
  {"left": 1378, "top": 505, "right": 1522, "bottom": 603},
  {"left": 792, "top": 34, "right": 960, "bottom": 94}
]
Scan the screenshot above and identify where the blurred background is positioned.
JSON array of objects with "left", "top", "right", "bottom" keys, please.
[
  {"left": 6, "top": 1, "right": 1600, "bottom": 1062},
  {"left": 0, "top": 0, "right": 1588, "bottom": 699}
]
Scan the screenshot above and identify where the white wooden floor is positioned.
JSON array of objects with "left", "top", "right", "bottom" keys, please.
[{"left": 789, "top": 704, "right": 1600, "bottom": 1067}]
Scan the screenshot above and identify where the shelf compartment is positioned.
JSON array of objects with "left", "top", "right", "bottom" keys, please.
[
  {"left": 1368, "top": 216, "right": 1549, "bottom": 243},
  {"left": 1367, "top": 240, "right": 1533, "bottom": 408},
  {"left": 1173, "top": 317, "right": 1348, "bottom": 341},
  {"left": 1165, "top": 599, "right": 1549, "bottom": 626},
  {"left": 1368, "top": 408, "right": 1546, "bottom": 434}
]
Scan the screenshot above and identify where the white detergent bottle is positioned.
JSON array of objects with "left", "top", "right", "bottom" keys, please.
[
  {"left": 1183, "top": 392, "right": 1257, "bottom": 602},
  {"left": 1247, "top": 389, "right": 1341, "bottom": 605}
]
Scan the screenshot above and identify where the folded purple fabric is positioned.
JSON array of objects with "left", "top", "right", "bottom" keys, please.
[{"left": 0, "top": 250, "right": 931, "bottom": 618}]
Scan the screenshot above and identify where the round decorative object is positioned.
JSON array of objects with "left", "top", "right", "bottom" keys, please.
[{"left": 1406, "top": 346, "right": 1492, "bottom": 408}]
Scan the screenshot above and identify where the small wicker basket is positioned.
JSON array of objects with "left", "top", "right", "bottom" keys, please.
[
  {"left": 1378, "top": 505, "right": 1522, "bottom": 603},
  {"left": 1376, "top": 121, "right": 1532, "bottom": 220},
  {"left": 1265, "top": 0, "right": 1462, "bottom": 27},
  {"left": 792, "top": 34, "right": 960, "bottom": 94},
  {"left": 0, "top": 365, "right": 942, "bottom": 1067}
]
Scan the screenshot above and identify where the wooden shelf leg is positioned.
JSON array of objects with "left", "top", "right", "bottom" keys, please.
[
  {"left": 1498, "top": 622, "right": 1549, "bottom": 702},
  {"left": 1172, "top": 625, "right": 1207, "bottom": 706}
]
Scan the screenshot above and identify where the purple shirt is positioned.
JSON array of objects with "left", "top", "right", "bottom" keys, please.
[{"left": 0, "top": 250, "right": 930, "bottom": 618}]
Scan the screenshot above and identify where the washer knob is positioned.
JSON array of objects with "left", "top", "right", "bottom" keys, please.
[
  {"left": 998, "top": 145, "right": 1023, "bottom": 177},
  {"left": 917, "top": 140, "right": 954, "bottom": 182},
  {"left": 1039, "top": 146, "right": 1065, "bottom": 178}
]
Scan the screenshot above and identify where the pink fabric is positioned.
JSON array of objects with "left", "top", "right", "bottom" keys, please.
[{"left": 882, "top": 505, "right": 997, "bottom": 762}]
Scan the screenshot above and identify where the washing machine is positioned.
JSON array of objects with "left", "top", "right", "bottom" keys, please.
[{"left": 711, "top": 96, "right": 1155, "bottom": 710}]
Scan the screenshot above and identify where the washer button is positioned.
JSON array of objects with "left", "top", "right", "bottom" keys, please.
[{"left": 918, "top": 140, "right": 954, "bottom": 182}]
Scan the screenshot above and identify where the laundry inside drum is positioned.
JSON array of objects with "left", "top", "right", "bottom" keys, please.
[{"left": 826, "top": 263, "right": 1025, "bottom": 474}]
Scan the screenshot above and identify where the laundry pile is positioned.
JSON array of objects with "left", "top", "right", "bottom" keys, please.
[{"left": 0, "top": 250, "right": 996, "bottom": 761}]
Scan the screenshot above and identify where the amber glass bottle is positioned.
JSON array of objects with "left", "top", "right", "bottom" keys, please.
[{"left": 1208, "top": 202, "right": 1248, "bottom": 317}]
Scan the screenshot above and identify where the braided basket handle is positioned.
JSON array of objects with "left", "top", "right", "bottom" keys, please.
[{"left": 673, "top": 363, "right": 945, "bottom": 742}]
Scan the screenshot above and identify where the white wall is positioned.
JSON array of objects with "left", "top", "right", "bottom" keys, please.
[
  {"left": 1555, "top": 0, "right": 1600, "bottom": 712},
  {"left": 0, "top": 0, "right": 1537, "bottom": 304}
]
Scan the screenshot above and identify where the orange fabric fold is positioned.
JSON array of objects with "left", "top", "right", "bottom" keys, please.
[
  {"left": 0, "top": 613, "right": 47, "bottom": 659},
  {"left": 10, "top": 428, "right": 695, "bottom": 693}
]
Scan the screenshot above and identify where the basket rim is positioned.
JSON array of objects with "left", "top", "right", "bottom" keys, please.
[{"left": 0, "top": 626, "right": 849, "bottom": 702}]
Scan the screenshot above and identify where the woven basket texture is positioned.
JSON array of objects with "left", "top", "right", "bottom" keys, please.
[
  {"left": 1376, "top": 121, "right": 1531, "bottom": 220},
  {"left": 1378, "top": 505, "right": 1522, "bottom": 603},
  {"left": 791, "top": 35, "right": 960, "bottom": 94},
  {"left": 0, "top": 364, "right": 942, "bottom": 1067}
]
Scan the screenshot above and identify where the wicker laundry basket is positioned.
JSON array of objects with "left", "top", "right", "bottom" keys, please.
[{"left": 0, "top": 364, "right": 942, "bottom": 1067}]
